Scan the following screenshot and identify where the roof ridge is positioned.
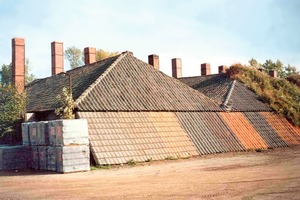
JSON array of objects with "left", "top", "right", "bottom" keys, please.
[
  {"left": 222, "top": 79, "right": 236, "bottom": 111},
  {"left": 74, "top": 53, "right": 126, "bottom": 106}
]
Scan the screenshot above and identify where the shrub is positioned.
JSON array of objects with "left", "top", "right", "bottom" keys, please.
[{"left": 55, "top": 87, "right": 75, "bottom": 119}]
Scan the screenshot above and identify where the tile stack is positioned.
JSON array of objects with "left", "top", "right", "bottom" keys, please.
[{"left": 22, "top": 119, "right": 90, "bottom": 173}]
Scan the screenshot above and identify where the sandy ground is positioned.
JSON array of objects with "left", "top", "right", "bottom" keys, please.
[{"left": 1, "top": 146, "right": 300, "bottom": 200}]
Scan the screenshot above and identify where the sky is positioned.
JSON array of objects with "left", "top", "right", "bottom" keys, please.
[{"left": 0, "top": 0, "right": 299, "bottom": 78}]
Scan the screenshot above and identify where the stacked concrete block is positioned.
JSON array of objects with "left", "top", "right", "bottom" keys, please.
[
  {"left": 0, "top": 145, "right": 29, "bottom": 170},
  {"left": 30, "top": 146, "right": 39, "bottom": 170},
  {"left": 38, "top": 146, "right": 48, "bottom": 170},
  {"left": 47, "top": 146, "right": 57, "bottom": 171},
  {"left": 49, "top": 119, "right": 90, "bottom": 173},
  {"left": 37, "top": 122, "right": 49, "bottom": 146},
  {"left": 57, "top": 145, "right": 90, "bottom": 173},
  {"left": 21, "top": 123, "right": 30, "bottom": 146},
  {"left": 20, "top": 119, "right": 90, "bottom": 173},
  {"left": 49, "top": 120, "right": 89, "bottom": 146}
]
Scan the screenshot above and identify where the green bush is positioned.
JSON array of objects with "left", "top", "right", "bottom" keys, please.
[
  {"left": 55, "top": 87, "right": 75, "bottom": 119},
  {"left": 0, "top": 85, "right": 26, "bottom": 143}
]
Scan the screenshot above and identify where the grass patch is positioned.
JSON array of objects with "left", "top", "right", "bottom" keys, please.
[
  {"left": 127, "top": 159, "right": 137, "bottom": 166},
  {"left": 166, "top": 156, "right": 178, "bottom": 160},
  {"left": 181, "top": 156, "right": 190, "bottom": 159}
]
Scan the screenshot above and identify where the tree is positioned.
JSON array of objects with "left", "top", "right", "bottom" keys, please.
[
  {"left": 96, "top": 49, "right": 118, "bottom": 61},
  {"left": 261, "top": 59, "right": 285, "bottom": 78},
  {"left": 64, "top": 47, "right": 84, "bottom": 69},
  {"left": 25, "top": 59, "right": 36, "bottom": 84},
  {"left": 0, "top": 85, "right": 26, "bottom": 143},
  {"left": 248, "top": 58, "right": 261, "bottom": 69},
  {"left": 1, "top": 63, "right": 12, "bottom": 86},
  {"left": 285, "top": 64, "right": 299, "bottom": 76},
  {"left": 0, "top": 58, "right": 36, "bottom": 85}
]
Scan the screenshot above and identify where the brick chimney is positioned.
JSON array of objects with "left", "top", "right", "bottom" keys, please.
[
  {"left": 201, "top": 63, "right": 211, "bottom": 76},
  {"left": 84, "top": 47, "right": 96, "bottom": 64},
  {"left": 12, "top": 38, "right": 25, "bottom": 93},
  {"left": 172, "top": 58, "right": 182, "bottom": 78},
  {"left": 269, "top": 70, "right": 277, "bottom": 78},
  {"left": 51, "top": 41, "right": 64, "bottom": 76},
  {"left": 218, "top": 65, "right": 228, "bottom": 74},
  {"left": 148, "top": 54, "right": 159, "bottom": 70}
]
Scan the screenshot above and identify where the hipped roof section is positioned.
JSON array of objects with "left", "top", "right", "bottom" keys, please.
[
  {"left": 26, "top": 52, "right": 221, "bottom": 112},
  {"left": 179, "top": 73, "right": 271, "bottom": 112}
]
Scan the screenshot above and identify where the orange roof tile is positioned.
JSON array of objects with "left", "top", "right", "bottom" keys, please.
[
  {"left": 243, "top": 112, "right": 288, "bottom": 148},
  {"left": 219, "top": 112, "right": 268, "bottom": 149},
  {"left": 260, "top": 112, "right": 300, "bottom": 146}
]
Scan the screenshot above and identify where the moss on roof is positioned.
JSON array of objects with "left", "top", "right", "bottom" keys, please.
[{"left": 228, "top": 64, "right": 300, "bottom": 126}]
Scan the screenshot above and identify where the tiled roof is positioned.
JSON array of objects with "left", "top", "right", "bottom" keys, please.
[
  {"left": 78, "top": 112, "right": 198, "bottom": 165},
  {"left": 79, "top": 110, "right": 300, "bottom": 165},
  {"left": 176, "top": 112, "right": 245, "bottom": 154},
  {"left": 179, "top": 74, "right": 271, "bottom": 111},
  {"left": 26, "top": 56, "right": 119, "bottom": 112},
  {"left": 243, "top": 112, "right": 288, "bottom": 148},
  {"left": 26, "top": 53, "right": 221, "bottom": 112},
  {"left": 260, "top": 112, "right": 300, "bottom": 145},
  {"left": 219, "top": 112, "right": 268, "bottom": 149}
]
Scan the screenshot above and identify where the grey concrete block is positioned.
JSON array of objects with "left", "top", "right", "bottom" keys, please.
[
  {"left": 22, "top": 123, "right": 30, "bottom": 146},
  {"left": 0, "top": 145, "right": 29, "bottom": 170},
  {"left": 38, "top": 146, "right": 47, "bottom": 170}
]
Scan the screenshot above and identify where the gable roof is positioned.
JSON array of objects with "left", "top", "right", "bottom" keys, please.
[
  {"left": 179, "top": 73, "right": 271, "bottom": 112},
  {"left": 26, "top": 52, "right": 221, "bottom": 112}
]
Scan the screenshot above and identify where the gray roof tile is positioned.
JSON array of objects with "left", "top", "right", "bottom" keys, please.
[
  {"left": 179, "top": 74, "right": 271, "bottom": 111},
  {"left": 26, "top": 53, "right": 221, "bottom": 112}
]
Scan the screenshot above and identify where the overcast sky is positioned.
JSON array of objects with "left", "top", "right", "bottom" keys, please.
[{"left": 0, "top": 0, "right": 299, "bottom": 78}]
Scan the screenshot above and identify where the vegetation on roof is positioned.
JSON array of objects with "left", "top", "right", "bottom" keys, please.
[
  {"left": 228, "top": 64, "right": 300, "bottom": 126},
  {"left": 286, "top": 74, "right": 300, "bottom": 88},
  {"left": 248, "top": 58, "right": 299, "bottom": 78}
]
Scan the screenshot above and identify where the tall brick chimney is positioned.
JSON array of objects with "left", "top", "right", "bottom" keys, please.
[
  {"left": 218, "top": 65, "right": 228, "bottom": 74},
  {"left": 84, "top": 47, "right": 96, "bottom": 65},
  {"left": 201, "top": 63, "right": 211, "bottom": 76},
  {"left": 269, "top": 70, "right": 277, "bottom": 78},
  {"left": 172, "top": 58, "right": 182, "bottom": 78},
  {"left": 51, "top": 41, "right": 64, "bottom": 76},
  {"left": 12, "top": 38, "right": 25, "bottom": 93},
  {"left": 148, "top": 54, "right": 159, "bottom": 70}
]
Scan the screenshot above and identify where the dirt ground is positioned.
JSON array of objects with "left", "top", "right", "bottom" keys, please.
[{"left": 1, "top": 146, "right": 300, "bottom": 200}]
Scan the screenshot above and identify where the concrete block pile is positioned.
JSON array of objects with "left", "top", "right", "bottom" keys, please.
[
  {"left": 0, "top": 145, "right": 29, "bottom": 170},
  {"left": 22, "top": 119, "right": 90, "bottom": 173}
]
